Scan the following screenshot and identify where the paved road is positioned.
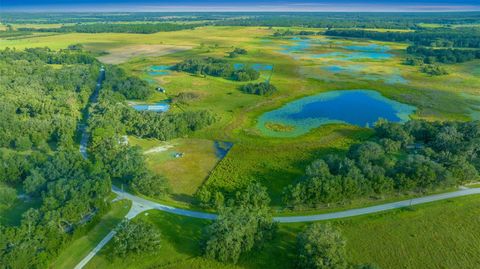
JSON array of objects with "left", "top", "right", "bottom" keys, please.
[
  {"left": 75, "top": 187, "right": 480, "bottom": 269},
  {"left": 112, "top": 186, "right": 217, "bottom": 220},
  {"left": 112, "top": 186, "right": 480, "bottom": 223},
  {"left": 74, "top": 198, "right": 147, "bottom": 269},
  {"left": 275, "top": 187, "right": 480, "bottom": 223},
  {"left": 74, "top": 230, "right": 116, "bottom": 269}
]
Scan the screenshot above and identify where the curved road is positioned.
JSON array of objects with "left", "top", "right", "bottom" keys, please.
[
  {"left": 113, "top": 186, "right": 480, "bottom": 223},
  {"left": 76, "top": 186, "right": 480, "bottom": 269}
]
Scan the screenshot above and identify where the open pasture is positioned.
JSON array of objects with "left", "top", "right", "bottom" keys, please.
[
  {"left": 129, "top": 137, "right": 228, "bottom": 204},
  {"left": 85, "top": 194, "right": 480, "bottom": 269}
]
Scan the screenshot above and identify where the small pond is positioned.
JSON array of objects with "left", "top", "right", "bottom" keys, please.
[
  {"left": 323, "top": 64, "right": 365, "bottom": 73},
  {"left": 343, "top": 44, "right": 390, "bottom": 52},
  {"left": 214, "top": 141, "right": 234, "bottom": 158},
  {"left": 323, "top": 65, "right": 407, "bottom": 84},
  {"left": 313, "top": 51, "right": 392, "bottom": 60},
  {"left": 234, "top": 63, "right": 273, "bottom": 71},
  {"left": 257, "top": 90, "right": 415, "bottom": 137},
  {"left": 280, "top": 37, "right": 311, "bottom": 54},
  {"left": 148, "top": 65, "right": 172, "bottom": 76},
  {"left": 132, "top": 101, "right": 170, "bottom": 112}
]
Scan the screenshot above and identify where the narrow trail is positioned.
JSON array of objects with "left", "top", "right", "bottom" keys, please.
[{"left": 79, "top": 66, "right": 105, "bottom": 159}]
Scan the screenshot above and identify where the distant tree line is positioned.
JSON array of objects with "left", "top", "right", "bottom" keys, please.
[
  {"left": 174, "top": 57, "right": 260, "bottom": 81},
  {"left": 284, "top": 119, "right": 480, "bottom": 209},
  {"left": 273, "top": 29, "right": 319, "bottom": 37},
  {"left": 324, "top": 28, "right": 480, "bottom": 48},
  {"left": 2, "top": 12, "right": 479, "bottom": 29},
  {"left": 214, "top": 13, "right": 480, "bottom": 29},
  {"left": 406, "top": 45, "right": 480, "bottom": 64},
  {"left": 19, "top": 23, "right": 198, "bottom": 34}
]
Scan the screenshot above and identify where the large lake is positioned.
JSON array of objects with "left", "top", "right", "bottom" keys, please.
[{"left": 257, "top": 90, "right": 415, "bottom": 137}]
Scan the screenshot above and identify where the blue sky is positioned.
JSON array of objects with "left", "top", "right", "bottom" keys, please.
[{"left": 2, "top": 0, "right": 480, "bottom": 12}]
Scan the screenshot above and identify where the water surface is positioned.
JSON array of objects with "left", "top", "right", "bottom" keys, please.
[
  {"left": 148, "top": 65, "right": 172, "bottom": 76},
  {"left": 132, "top": 101, "right": 170, "bottom": 112},
  {"left": 234, "top": 63, "right": 273, "bottom": 71},
  {"left": 313, "top": 51, "right": 392, "bottom": 60},
  {"left": 257, "top": 90, "right": 415, "bottom": 137}
]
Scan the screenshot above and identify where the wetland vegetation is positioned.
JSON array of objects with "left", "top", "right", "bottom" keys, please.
[{"left": 1, "top": 11, "right": 480, "bottom": 269}]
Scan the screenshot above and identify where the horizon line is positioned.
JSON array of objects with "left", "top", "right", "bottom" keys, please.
[{"left": 2, "top": 3, "right": 480, "bottom": 13}]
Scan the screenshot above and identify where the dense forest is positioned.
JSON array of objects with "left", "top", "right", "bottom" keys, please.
[
  {"left": 0, "top": 47, "right": 215, "bottom": 267},
  {"left": 283, "top": 119, "right": 480, "bottom": 209},
  {"left": 174, "top": 57, "right": 260, "bottom": 81},
  {"left": 325, "top": 28, "right": 480, "bottom": 48},
  {"left": 0, "top": 48, "right": 111, "bottom": 268},
  {"left": 0, "top": 47, "right": 98, "bottom": 151},
  {"left": 19, "top": 23, "right": 198, "bottom": 34}
]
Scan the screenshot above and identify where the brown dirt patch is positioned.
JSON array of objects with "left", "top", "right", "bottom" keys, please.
[{"left": 97, "top": 44, "right": 192, "bottom": 64}]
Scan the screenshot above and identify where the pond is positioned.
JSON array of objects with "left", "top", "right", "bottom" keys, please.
[
  {"left": 132, "top": 101, "right": 170, "bottom": 112},
  {"left": 322, "top": 65, "right": 407, "bottom": 84},
  {"left": 313, "top": 51, "right": 392, "bottom": 60},
  {"left": 214, "top": 141, "right": 234, "bottom": 158},
  {"left": 148, "top": 65, "right": 172, "bottom": 76},
  {"left": 257, "top": 90, "right": 415, "bottom": 137},
  {"left": 280, "top": 37, "right": 311, "bottom": 54},
  {"left": 234, "top": 63, "right": 273, "bottom": 71},
  {"left": 343, "top": 44, "right": 390, "bottom": 52},
  {"left": 323, "top": 64, "right": 365, "bottom": 73}
]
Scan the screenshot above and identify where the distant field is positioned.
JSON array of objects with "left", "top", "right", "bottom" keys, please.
[
  {"left": 97, "top": 44, "right": 192, "bottom": 64},
  {"left": 85, "top": 194, "right": 480, "bottom": 269}
]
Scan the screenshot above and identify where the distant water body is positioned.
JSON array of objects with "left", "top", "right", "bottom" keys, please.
[{"left": 257, "top": 90, "right": 415, "bottom": 137}]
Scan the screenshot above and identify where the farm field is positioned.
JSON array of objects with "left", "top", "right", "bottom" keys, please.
[{"left": 85, "top": 194, "right": 480, "bottom": 269}]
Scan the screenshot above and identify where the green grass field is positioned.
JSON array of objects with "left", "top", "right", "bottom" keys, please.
[
  {"left": 84, "top": 194, "right": 480, "bottom": 269},
  {"left": 129, "top": 136, "right": 223, "bottom": 203}
]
